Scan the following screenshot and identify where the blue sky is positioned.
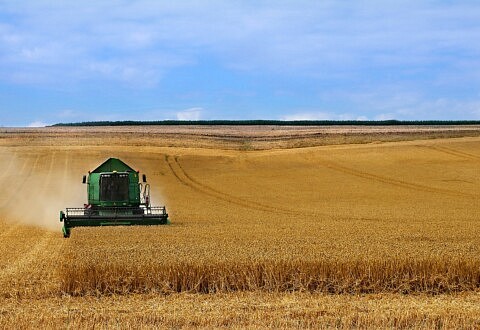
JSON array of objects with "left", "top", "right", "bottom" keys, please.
[{"left": 1, "top": 1, "right": 480, "bottom": 126}]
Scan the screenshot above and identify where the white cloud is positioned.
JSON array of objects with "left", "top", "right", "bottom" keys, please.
[
  {"left": 281, "top": 111, "right": 367, "bottom": 121},
  {"left": 1, "top": 1, "right": 479, "bottom": 85},
  {"left": 27, "top": 121, "right": 47, "bottom": 127},
  {"left": 354, "top": 91, "right": 480, "bottom": 120},
  {"left": 374, "top": 113, "right": 397, "bottom": 120},
  {"left": 397, "top": 99, "right": 480, "bottom": 120},
  {"left": 86, "top": 59, "right": 166, "bottom": 87},
  {"left": 281, "top": 112, "right": 332, "bottom": 121},
  {"left": 176, "top": 107, "right": 202, "bottom": 120}
]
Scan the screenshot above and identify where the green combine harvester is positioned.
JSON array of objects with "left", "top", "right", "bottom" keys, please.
[{"left": 60, "top": 158, "right": 169, "bottom": 238}]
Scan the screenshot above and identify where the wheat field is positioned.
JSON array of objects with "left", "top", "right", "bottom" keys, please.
[{"left": 0, "top": 126, "right": 479, "bottom": 328}]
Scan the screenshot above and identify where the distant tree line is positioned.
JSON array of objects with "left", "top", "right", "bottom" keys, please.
[{"left": 51, "top": 120, "right": 480, "bottom": 127}]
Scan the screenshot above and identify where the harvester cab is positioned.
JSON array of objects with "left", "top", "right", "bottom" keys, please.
[{"left": 60, "top": 158, "right": 169, "bottom": 238}]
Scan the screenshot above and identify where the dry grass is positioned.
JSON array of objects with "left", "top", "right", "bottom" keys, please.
[{"left": 0, "top": 126, "right": 479, "bottom": 327}]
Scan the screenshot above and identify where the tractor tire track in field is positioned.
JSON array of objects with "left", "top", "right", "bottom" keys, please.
[
  {"left": 317, "top": 158, "right": 475, "bottom": 199},
  {"left": 419, "top": 145, "right": 480, "bottom": 161},
  {"left": 165, "top": 155, "right": 305, "bottom": 216}
]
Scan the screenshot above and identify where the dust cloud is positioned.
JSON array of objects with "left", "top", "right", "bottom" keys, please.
[
  {"left": 144, "top": 184, "right": 167, "bottom": 209},
  {"left": 1, "top": 150, "right": 85, "bottom": 231}
]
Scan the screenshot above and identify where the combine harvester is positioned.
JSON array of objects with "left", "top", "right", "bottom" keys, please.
[{"left": 60, "top": 158, "right": 169, "bottom": 238}]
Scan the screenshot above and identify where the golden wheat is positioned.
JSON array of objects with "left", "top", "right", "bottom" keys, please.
[
  {"left": 0, "top": 127, "right": 479, "bottom": 328},
  {"left": 60, "top": 258, "right": 480, "bottom": 295},
  {"left": 3, "top": 292, "right": 480, "bottom": 329}
]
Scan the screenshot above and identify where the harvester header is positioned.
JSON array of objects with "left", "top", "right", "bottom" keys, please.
[{"left": 60, "top": 158, "right": 169, "bottom": 237}]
